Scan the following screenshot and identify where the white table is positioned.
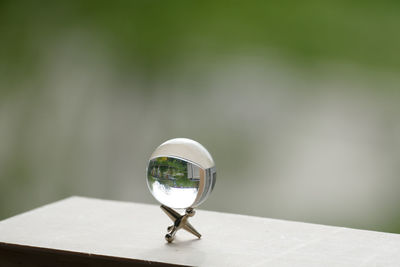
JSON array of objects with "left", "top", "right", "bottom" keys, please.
[{"left": 1, "top": 196, "right": 399, "bottom": 266}]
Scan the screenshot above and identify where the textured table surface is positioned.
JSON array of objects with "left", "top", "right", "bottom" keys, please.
[{"left": 1, "top": 196, "right": 400, "bottom": 266}]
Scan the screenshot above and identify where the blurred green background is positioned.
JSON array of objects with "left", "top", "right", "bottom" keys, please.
[{"left": 1, "top": 1, "right": 400, "bottom": 233}]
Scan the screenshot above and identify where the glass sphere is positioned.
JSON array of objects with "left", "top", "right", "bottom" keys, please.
[{"left": 146, "top": 138, "right": 216, "bottom": 209}]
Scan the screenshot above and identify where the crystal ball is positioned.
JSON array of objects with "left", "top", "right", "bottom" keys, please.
[{"left": 146, "top": 138, "right": 216, "bottom": 209}]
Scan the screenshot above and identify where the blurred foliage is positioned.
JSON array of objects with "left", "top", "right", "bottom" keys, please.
[{"left": 1, "top": 0, "right": 400, "bottom": 88}]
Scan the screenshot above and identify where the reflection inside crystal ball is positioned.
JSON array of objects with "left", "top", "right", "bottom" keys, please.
[
  {"left": 146, "top": 138, "right": 216, "bottom": 209},
  {"left": 147, "top": 157, "right": 201, "bottom": 208}
]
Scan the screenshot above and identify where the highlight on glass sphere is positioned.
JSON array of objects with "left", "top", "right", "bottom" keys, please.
[{"left": 146, "top": 138, "right": 216, "bottom": 209}]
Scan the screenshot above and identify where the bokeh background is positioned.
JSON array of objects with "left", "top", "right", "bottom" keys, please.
[{"left": 1, "top": 1, "right": 400, "bottom": 233}]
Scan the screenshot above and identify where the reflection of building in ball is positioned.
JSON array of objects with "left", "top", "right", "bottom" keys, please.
[
  {"left": 187, "top": 162, "right": 200, "bottom": 181},
  {"left": 146, "top": 138, "right": 216, "bottom": 209}
]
